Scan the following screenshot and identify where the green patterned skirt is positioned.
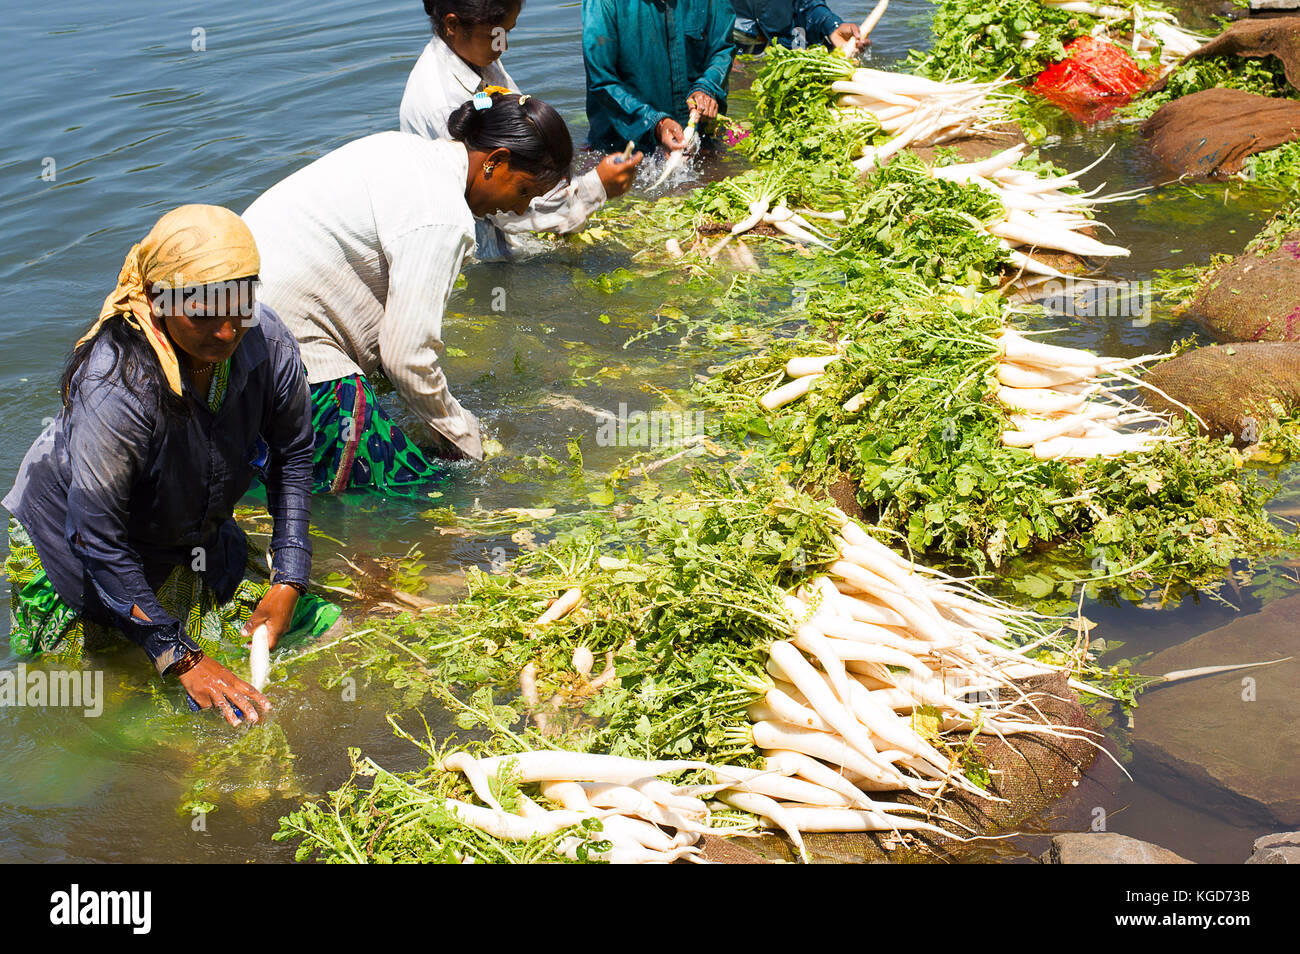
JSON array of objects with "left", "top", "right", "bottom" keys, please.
[
  {"left": 310, "top": 373, "right": 449, "bottom": 497},
  {"left": 4, "top": 518, "right": 340, "bottom": 666}
]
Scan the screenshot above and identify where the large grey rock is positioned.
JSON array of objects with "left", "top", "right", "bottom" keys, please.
[
  {"left": 1131, "top": 594, "right": 1300, "bottom": 827},
  {"left": 1245, "top": 831, "right": 1300, "bottom": 864},
  {"left": 1041, "top": 832, "right": 1193, "bottom": 864}
]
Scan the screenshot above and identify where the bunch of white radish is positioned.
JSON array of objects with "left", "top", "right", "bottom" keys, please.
[
  {"left": 994, "top": 327, "right": 1193, "bottom": 459},
  {"left": 834, "top": 71, "right": 1013, "bottom": 174},
  {"left": 721, "top": 518, "right": 1107, "bottom": 856},
  {"left": 1035, "top": 0, "right": 1206, "bottom": 69},
  {"left": 759, "top": 348, "right": 846, "bottom": 410},
  {"left": 441, "top": 750, "right": 742, "bottom": 863},
  {"left": 715, "top": 200, "right": 838, "bottom": 255},
  {"left": 929, "top": 144, "right": 1144, "bottom": 275}
]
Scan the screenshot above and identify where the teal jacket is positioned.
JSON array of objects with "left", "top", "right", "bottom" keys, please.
[{"left": 583, "top": 0, "right": 736, "bottom": 152}]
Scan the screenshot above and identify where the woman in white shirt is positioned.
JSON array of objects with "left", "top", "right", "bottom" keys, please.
[
  {"left": 243, "top": 92, "right": 572, "bottom": 495},
  {"left": 400, "top": 0, "right": 641, "bottom": 255}
]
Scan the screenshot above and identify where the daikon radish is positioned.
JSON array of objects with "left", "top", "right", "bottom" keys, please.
[
  {"left": 761, "top": 373, "right": 820, "bottom": 410},
  {"left": 443, "top": 751, "right": 506, "bottom": 812},
  {"left": 710, "top": 764, "right": 861, "bottom": 809},
  {"left": 836, "top": 591, "right": 910, "bottom": 629},
  {"left": 445, "top": 799, "right": 591, "bottom": 840},
  {"left": 747, "top": 720, "right": 916, "bottom": 791},
  {"left": 763, "top": 750, "right": 889, "bottom": 811},
  {"left": 572, "top": 645, "right": 595, "bottom": 678},
  {"left": 786, "top": 354, "right": 840, "bottom": 378},
  {"left": 249, "top": 623, "right": 271, "bottom": 692},
  {"left": 997, "top": 362, "right": 1094, "bottom": 389},
  {"left": 473, "top": 751, "right": 710, "bottom": 785},
  {"left": 579, "top": 784, "right": 718, "bottom": 836},
  {"left": 832, "top": 80, "right": 919, "bottom": 108},
  {"left": 539, "top": 781, "right": 681, "bottom": 853},
  {"left": 789, "top": 625, "right": 854, "bottom": 702},
  {"left": 519, "top": 662, "right": 539, "bottom": 707},
  {"left": 718, "top": 790, "right": 808, "bottom": 862},
  {"left": 536, "top": 586, "right": 584, "bottom": 625},
  {"left": 1001, "top": 413, "right": 1093, "bottom": 446},
  {"left": 816, "top": 613, "right": 946, "bottom": 653},
  {"left": 1033, "top": 434, "right": 1158, "bottom": 460},
  {"left": 996, "top": 386, "right": 1088, "bottom": 415},
  {"left": 732, "top": 199, "right": 771, "bottom": 236},
  {"left": 779, "top": 805, "right": 954, "bottom": 838},
  {"left": 820, "top": 634, "right": 934, "bottom": 677},
  {"left": 647, "top": 109, "right": 699, "bottom": 189},
  {"left": 998, "top": 329, "right": 1110, "bottom": 370},
  {"left": 769, "top": 640, "right": 898, "bottom": 769},
  {"left": 749, "top": 695, "right": 829, "bottom": 732}
]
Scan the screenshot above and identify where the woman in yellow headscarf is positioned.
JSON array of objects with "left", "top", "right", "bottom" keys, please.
[{"left": 3, "top": 205, "right": 337, "bottom": 725}]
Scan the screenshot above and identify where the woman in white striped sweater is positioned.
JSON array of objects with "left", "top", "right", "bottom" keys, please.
[
  {"left": 400, "top": 0, "right": 642, "bottom": 259},
  {"left": 243, "top": 92, "right": 572, "bottom": 495}
]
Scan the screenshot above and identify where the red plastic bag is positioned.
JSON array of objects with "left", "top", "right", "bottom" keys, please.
[{"left": 1032, "top": 36, "right": 1150, "bottom": 120}]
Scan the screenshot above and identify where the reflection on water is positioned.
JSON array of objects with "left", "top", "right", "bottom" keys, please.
[{"left": 0, "top": 0, "right": 1293, "bottom": 862}]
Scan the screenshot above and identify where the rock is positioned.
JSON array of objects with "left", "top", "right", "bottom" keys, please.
[
  {"left": 1244, "top": 831, "right": 1300, "bottom": 863},
  {"left": 1041, "top": 832, "right": 1194, "bottom": 864},
  {"left": 1131, "top": 593, "right": 1300, "bottom": 827}
]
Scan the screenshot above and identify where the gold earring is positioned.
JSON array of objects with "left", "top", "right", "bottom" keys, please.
[{"left": 483, "top": 162, "right": 496, "bottom": 178}]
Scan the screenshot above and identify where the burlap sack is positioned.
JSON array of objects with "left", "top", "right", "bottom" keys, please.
[
  {"left": 1186, "top": 227, "right": 1300, "bottom": 342},
  {"left": 1143, "top": 342, "right": 1300, "bottom": 439},
  {"left": 1141, "top": 87, "right": 1300, "bottom": 178}
]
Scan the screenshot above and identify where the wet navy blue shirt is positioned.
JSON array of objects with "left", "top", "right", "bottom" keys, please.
[
  {"left": 3, "top": 303, "right": 314, "bottom": 674},
  {"left": 731, "top": 0, "right": 844, "bottom": 48}
]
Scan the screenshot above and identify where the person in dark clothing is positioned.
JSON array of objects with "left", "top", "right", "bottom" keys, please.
[
  {"left": 729, "top": 0, "right": 863, "bottom": 54},
  {"left": 3, "top": 205, "right": 336, "bottom": 726}
]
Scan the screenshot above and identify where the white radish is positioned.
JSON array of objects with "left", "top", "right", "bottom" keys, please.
[
  {"left": 536, "top": 587, "right": 584, "bottom": 625},
  {"left": 718, "top": 790, "right": 808, "bottom": 862},
  {"left": 572, "top": 645, "right": 595, "bottom": 678},
  {"left": 761, "top": 373, "right": 820, "bottom": 410},
  {"left": 473, "top": 751, "right": 710, "bottom": 785},
  {"left": 997, "top": 361, "right": 1094, "bottom": 389},
  {"left": 249, "top": 623, "right": 271, "bottom": 692},
  {"left": 442, "top": 751, "right": 506, "bottom": 812},
  {"left": 786, "top": 354, "right": 841, "bottom": 378}
]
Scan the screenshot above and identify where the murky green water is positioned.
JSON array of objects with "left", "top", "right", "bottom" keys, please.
[{"left": 0, "top": 0, "right": 1294, "bottom": 863}]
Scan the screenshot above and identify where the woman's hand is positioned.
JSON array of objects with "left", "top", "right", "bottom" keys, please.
[
  {"left": 178, "top": 656, "right": 272, "bottom": 726},
  {"left": 830, "top": 22, "right": 865, "bottom": 49},
  {"left": 595, "top": 151, "right": 644, "bottom": 198},
  {"left": 656, "top": 117, "right": 686, "bottom": 152},
  {"left": 241, "top": 582, "right": 300, "bottom": 651},
  {"left": 686, "top": 91, "right": 719, "bottom": 120}
]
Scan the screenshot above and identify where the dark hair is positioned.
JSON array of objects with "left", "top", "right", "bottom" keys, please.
[
  {"left": 61, "top": 317, "right": 190, "bottom": 419},
  {"left": 447, "top": 92, "right": 573, "bottom": 189},
  {"left": 424, "top": 0, "right": 523, "bottom": 39}
]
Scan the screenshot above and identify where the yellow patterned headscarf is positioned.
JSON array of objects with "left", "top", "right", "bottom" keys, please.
[{"left": 78, "top": 204, "right": 260, "bottom": 396}]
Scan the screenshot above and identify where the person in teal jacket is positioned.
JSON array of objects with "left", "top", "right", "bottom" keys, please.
[{"left": 582, "top": 0, "right": 736, "bottom": 154}]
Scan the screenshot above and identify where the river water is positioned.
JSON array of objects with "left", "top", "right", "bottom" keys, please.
[{"left": 0, "top": 0, "right": 1294, "bottom": 862}]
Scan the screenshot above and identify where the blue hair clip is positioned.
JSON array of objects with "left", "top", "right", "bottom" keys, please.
[{"left": 472, "top": 91, "right": 492, "bottom": 111}]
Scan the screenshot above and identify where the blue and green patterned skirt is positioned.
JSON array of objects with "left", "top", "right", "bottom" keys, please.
[{"left": 310, "top": 374, "right": 449, "bottom": 497}]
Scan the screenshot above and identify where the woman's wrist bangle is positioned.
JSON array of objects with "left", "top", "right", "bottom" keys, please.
[
  {"left": 274, "top": 580, "right": 307, "bottom": 596},
  {"left": 166, "top": 648, "right": 204, "bottom": 679}
]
